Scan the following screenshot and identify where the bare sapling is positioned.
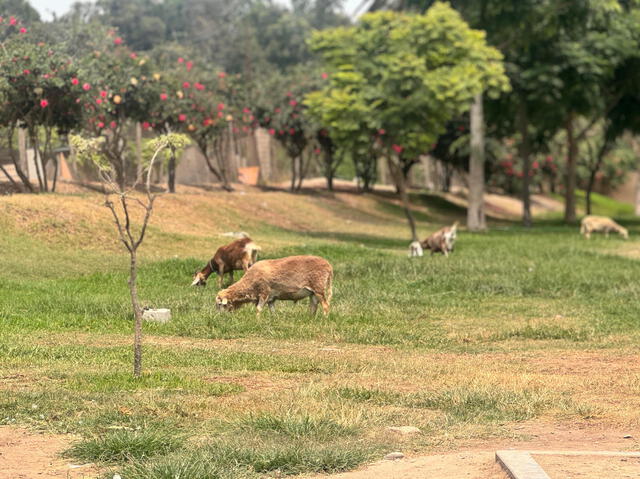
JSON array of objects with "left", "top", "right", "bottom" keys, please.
[{"left": 70, "top": 133, "right": 190, "bottom": 378}]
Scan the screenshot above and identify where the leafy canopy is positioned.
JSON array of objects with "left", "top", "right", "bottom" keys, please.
[{"left": 306, "top": 2, "right": 510, "bottom": 160}]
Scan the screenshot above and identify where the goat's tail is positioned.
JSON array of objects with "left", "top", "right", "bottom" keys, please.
[
  {"left": 325, "top": 268, "right": 333, "bottom": 305},
  {"left": 245, "top": 242, "right": 262, "bottom": 263}
]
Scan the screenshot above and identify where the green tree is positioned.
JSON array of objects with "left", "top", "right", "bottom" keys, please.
[{"left": 307, "top": 4, "right": 509, "bottom": 241}]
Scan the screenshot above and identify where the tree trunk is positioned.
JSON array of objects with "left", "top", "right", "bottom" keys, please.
[
  {"left": 586, "top": 141, "right": 609, "bottom": 215},
  {"left": 168, "top": 150, "right": 176, "bottom": 193},
  {"left": 388, "top": 157, "right": 418, "bottom": 241},
  {"left": 129, "top": 248, "right": 143, "bottom": 378},
  {"left": 467, "top": 93, "right": 487, "bottom": 231},
  {"left": 290, "top": 156, "right": 297, "bottom": 191},
  {"left": 518, "top": 103, "right": 532, "bottom": 227},
  {"left": 10, "top": 128, "right": 33, "bottom": 192},
  {"left": 0, "top": 163, "right": 19, "bottom": 189},
  {"left": 564, "top": 114, "right": 578, "bottom": 224}
]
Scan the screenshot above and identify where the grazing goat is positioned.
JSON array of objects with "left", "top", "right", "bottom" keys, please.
[
  {"left": 580, "top": 215, "right": 628, "bottom": 240},
  {"left": 191, "top": 237, "right": 261, "bottom": 288},
  {"left": 216, "top": 255, "right": 333, "bottom": 316},
  {"left": 421, "top": 221, "right": 458, "bottom": 256}
]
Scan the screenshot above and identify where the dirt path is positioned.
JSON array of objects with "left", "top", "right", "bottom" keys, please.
[
  {"left": 3, "top": 421, "right": 637, "bottom": 479},
  {"left": 0, "top": 427, "right": 96, "bottom": 479}
]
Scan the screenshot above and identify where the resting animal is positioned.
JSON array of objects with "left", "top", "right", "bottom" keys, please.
[
  {"left": 421, "top": 221, "right": 458, "bottom": 256},
  {"left": 216, "top": 255, "right": 333, "bottom": 316},
  {"left": 191, "top": 237, "right": 261, "bottom": 288},
  {"left": 580, "top": 215, "right": 628, "bottom": 240}
]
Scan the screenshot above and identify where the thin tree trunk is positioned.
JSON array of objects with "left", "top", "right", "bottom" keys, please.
[
  {"left": 564, "top": 114, "right": 577, "bottom": 223},
  {"left": 0, "top": 163, "right": 19, "bottom": 189},
  {"left": 468, "top": 93, "right": 487, "bottom": 231},
  {"left": 10, "top": 127, "right": 33, "bottom": 192},
  {"left": 388, "top": 157, "right": 418, "bottom": 241},
  {"left": 129, "top": 248, "right": 143, "bottom": 378},
  {"left": 518, "top": 103, "right": 532, "bottom": 227},
  {"left": 290, "top": 156, "right": 297, "bottom": 191},
  {"left": 586, "top": 141, "right": 609, "bottom": 215},
  {"left": 167, "top": 149, "right": 176, "bottom": 193},
  {"left": 136, "top": 122, "right": 143, "bottom": 180}
]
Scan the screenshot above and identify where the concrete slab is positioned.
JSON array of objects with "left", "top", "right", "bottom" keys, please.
[{"left": 495, "top": 451, "right": 551, "bottom": 479}]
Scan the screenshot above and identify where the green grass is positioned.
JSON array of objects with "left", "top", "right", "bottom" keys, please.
[
  {"left": 2, "top": 190, "right": 640, "bottom": 478},
  {"left": 65, "top": 429, "right": 185, "bottom": 463}
]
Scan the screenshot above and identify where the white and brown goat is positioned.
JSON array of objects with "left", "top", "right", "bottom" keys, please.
[
  {"left": 216, "top": 255, "right": 333, "bottom": 316},
  {"left": 580, "top": 215, "right": 628, "bottom": 240},
  {"left": 420, "top": 221, "right": 458, "bottom": 256},
  {"left": 191, "top": 237, "right": 261, "bottom": 288}
]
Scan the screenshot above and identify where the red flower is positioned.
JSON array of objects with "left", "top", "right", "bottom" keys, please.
[
  {"left": 114, "top": 37, "right": 123, "bottom": 45},
  {"left": 178, "top": 57, "right": 184, "bottom": 63},
  {"left": 194, "top": 82, "right": 205, "bottom": 91},
  {"left": 392, "top": 144, "right": 403, "bottom": 154},
  {"left": 546, "top": 155, "right": 553, "bottom": 163},
  {"left": 100, "top": 90, "right": 107, "bottom": 98},
  {"left": 268, "top": 128, "right": 275, "bottom": 136},
  {"left": 110, "top": 121, "right": 117, "bottom": 129},
  {"left": 160, "top": 93, "right": 168, "bottom": 101},
  {"left": 178, "top": 114, "right": 187, "bottom": 122},
  {"left": 19, "top": 27, "right": 26, "bottom": 34},
  {"left": 22, "top": 69, "right": 30, "bottom": 75},
  {"left": 40, "top": 99, "right": 49, "bottom": 108},
  {"left": 217, "top": 103, "right": 225, "bottom": 110},
  {"left": 289, "top": 99, "right": 297, "bottom": 107},
  {"left": 9, "top": 17, "right": 16, "bottom": 26},
  {"left": 71, "top": 78, "right": 79, "bottom": 85},
  {"left": 43, "top": 74, "right": 50, "bottom": 79},
  {"left": 278, "top": 130, "right": 284, "bottom": 135},
  {"left": 182, "top": 81, "right": 190, "bottom": 89},
  {"left": 321, "top": 72, "right": 328, "bottom": 79},
  {"left": 96, "top": 99, "right": 102, "bottom": 104},
  {"left": 82, "top": 83, "right": 91, "bottom": 91},
  {"left": 274, "top": 107, "right": 281, "bottom": 113},
  {"left": 217, "top": 111, "right": 224, "bottom": 118},
  {"left": 314, "top": 148, "right": 321, "bottom": 154},
  {"left": 242, "top": 126, "right": 249, "bottom": 132},
  {"left": 243, "top": 107, "right": 251, "bottom": 114},
  {"left": 129, "top": 53, "right": 137, "bottom": 59},
  {"left": 289, "top": 128, "right": 295, "bottom": 135},
  {"left": 0, "top": 17, "right": 4, "bottom": 23},
  {"left": 186, "top": 61, "right": 193, "bottom": 71},
  {"left": 202, "top": 118, "right": 212, "bottom": 126},
  {"left": 97, "top": 121, "right": 105, "bottom": 129},
  {"left": 532, "top": 161, "right": 539, "bottom": 169},
  {"left": 378, "top": 129, "right": 386, "bottom": 135},
  {"left": 286, "top": 91, "right": 293, "bottom": 97},
  {"left": 142, "top": 121, "right": 150, "bottom": 129},
  {"left": 218, "top": 72, "right": 226, "bottom": 78}
]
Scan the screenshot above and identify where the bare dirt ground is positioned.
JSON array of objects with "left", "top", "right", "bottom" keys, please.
[
  {"left": 534, "top": 453, "right": 640, "bottom": 479},
  {"left": 2, "top": 422, "right": 637, "bottom": 479},
  {"left": 0, "top": 427, "right": 96, "bottom": 479}
]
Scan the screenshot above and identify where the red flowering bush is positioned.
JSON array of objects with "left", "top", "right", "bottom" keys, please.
[{"left": 0, "top": 21, "right": 83, "bottom": 191}]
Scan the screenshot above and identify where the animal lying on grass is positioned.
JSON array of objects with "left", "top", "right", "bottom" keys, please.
[
  {"left": 216, "top": 255, "right": 333, "bottom": 315},
  {"left": 580, "top": 215, "right": 628, "bottom": 240},
  {"left": 421, "top": 221, "right": 458, "bottom": 256},
  {"left": 192, "top": 236, "right": 261, "bottom": 288}
]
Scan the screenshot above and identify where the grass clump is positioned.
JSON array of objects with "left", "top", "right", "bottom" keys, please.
[
  {"left": 240, "top": 412, "right": 358, "bottom": 440},
  {"left": 66, "top": 429, "right": 184, "bottom": 463}
]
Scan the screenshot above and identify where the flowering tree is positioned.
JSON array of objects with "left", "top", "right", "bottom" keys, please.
[
  {"left": 0, "top": 18, "right": 82, "bottom": 192},
  {"left": 307, "top": 4, "right": 509, "bottom": 241},
  {"left": 255, "top": 68, "right": 326, "bottom": 191},
  {"left": 74, "top": 31, "right": 156, "bottom": 189}
]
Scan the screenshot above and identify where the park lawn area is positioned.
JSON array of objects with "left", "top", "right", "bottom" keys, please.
[{"left": 1, "top": 188, "right": 640, "bottom": 478}]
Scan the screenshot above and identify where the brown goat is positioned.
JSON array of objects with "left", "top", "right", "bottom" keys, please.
[
  {"left": 216, "top": 255, "right": 333, "bottom": 316},
  {"left": 191, "top": 237, "right": 261, "bottom": 288},
  {"left": 421, "top": 221, "right": 458, "bottom": 256}
]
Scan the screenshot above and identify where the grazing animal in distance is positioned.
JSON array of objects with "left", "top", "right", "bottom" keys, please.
[
  {"left": 421, "top": 221, "right": 458, "bottom": 256},
  {"left": 216, "top": 255, "right": 333, "bottom": 316},
  {"left": 408, "top": 240, "right": 424, "bottom": 257},
  {"left": 191, "top": 237, "right": 261, "bottom": 288},
  {"left": 580, "top": 215, "right": 628, "bottom": 240}
]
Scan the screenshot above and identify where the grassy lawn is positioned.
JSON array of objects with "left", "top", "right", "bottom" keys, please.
[{"left": 1, "top": 188, "right": 639, "bottom": 478}]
